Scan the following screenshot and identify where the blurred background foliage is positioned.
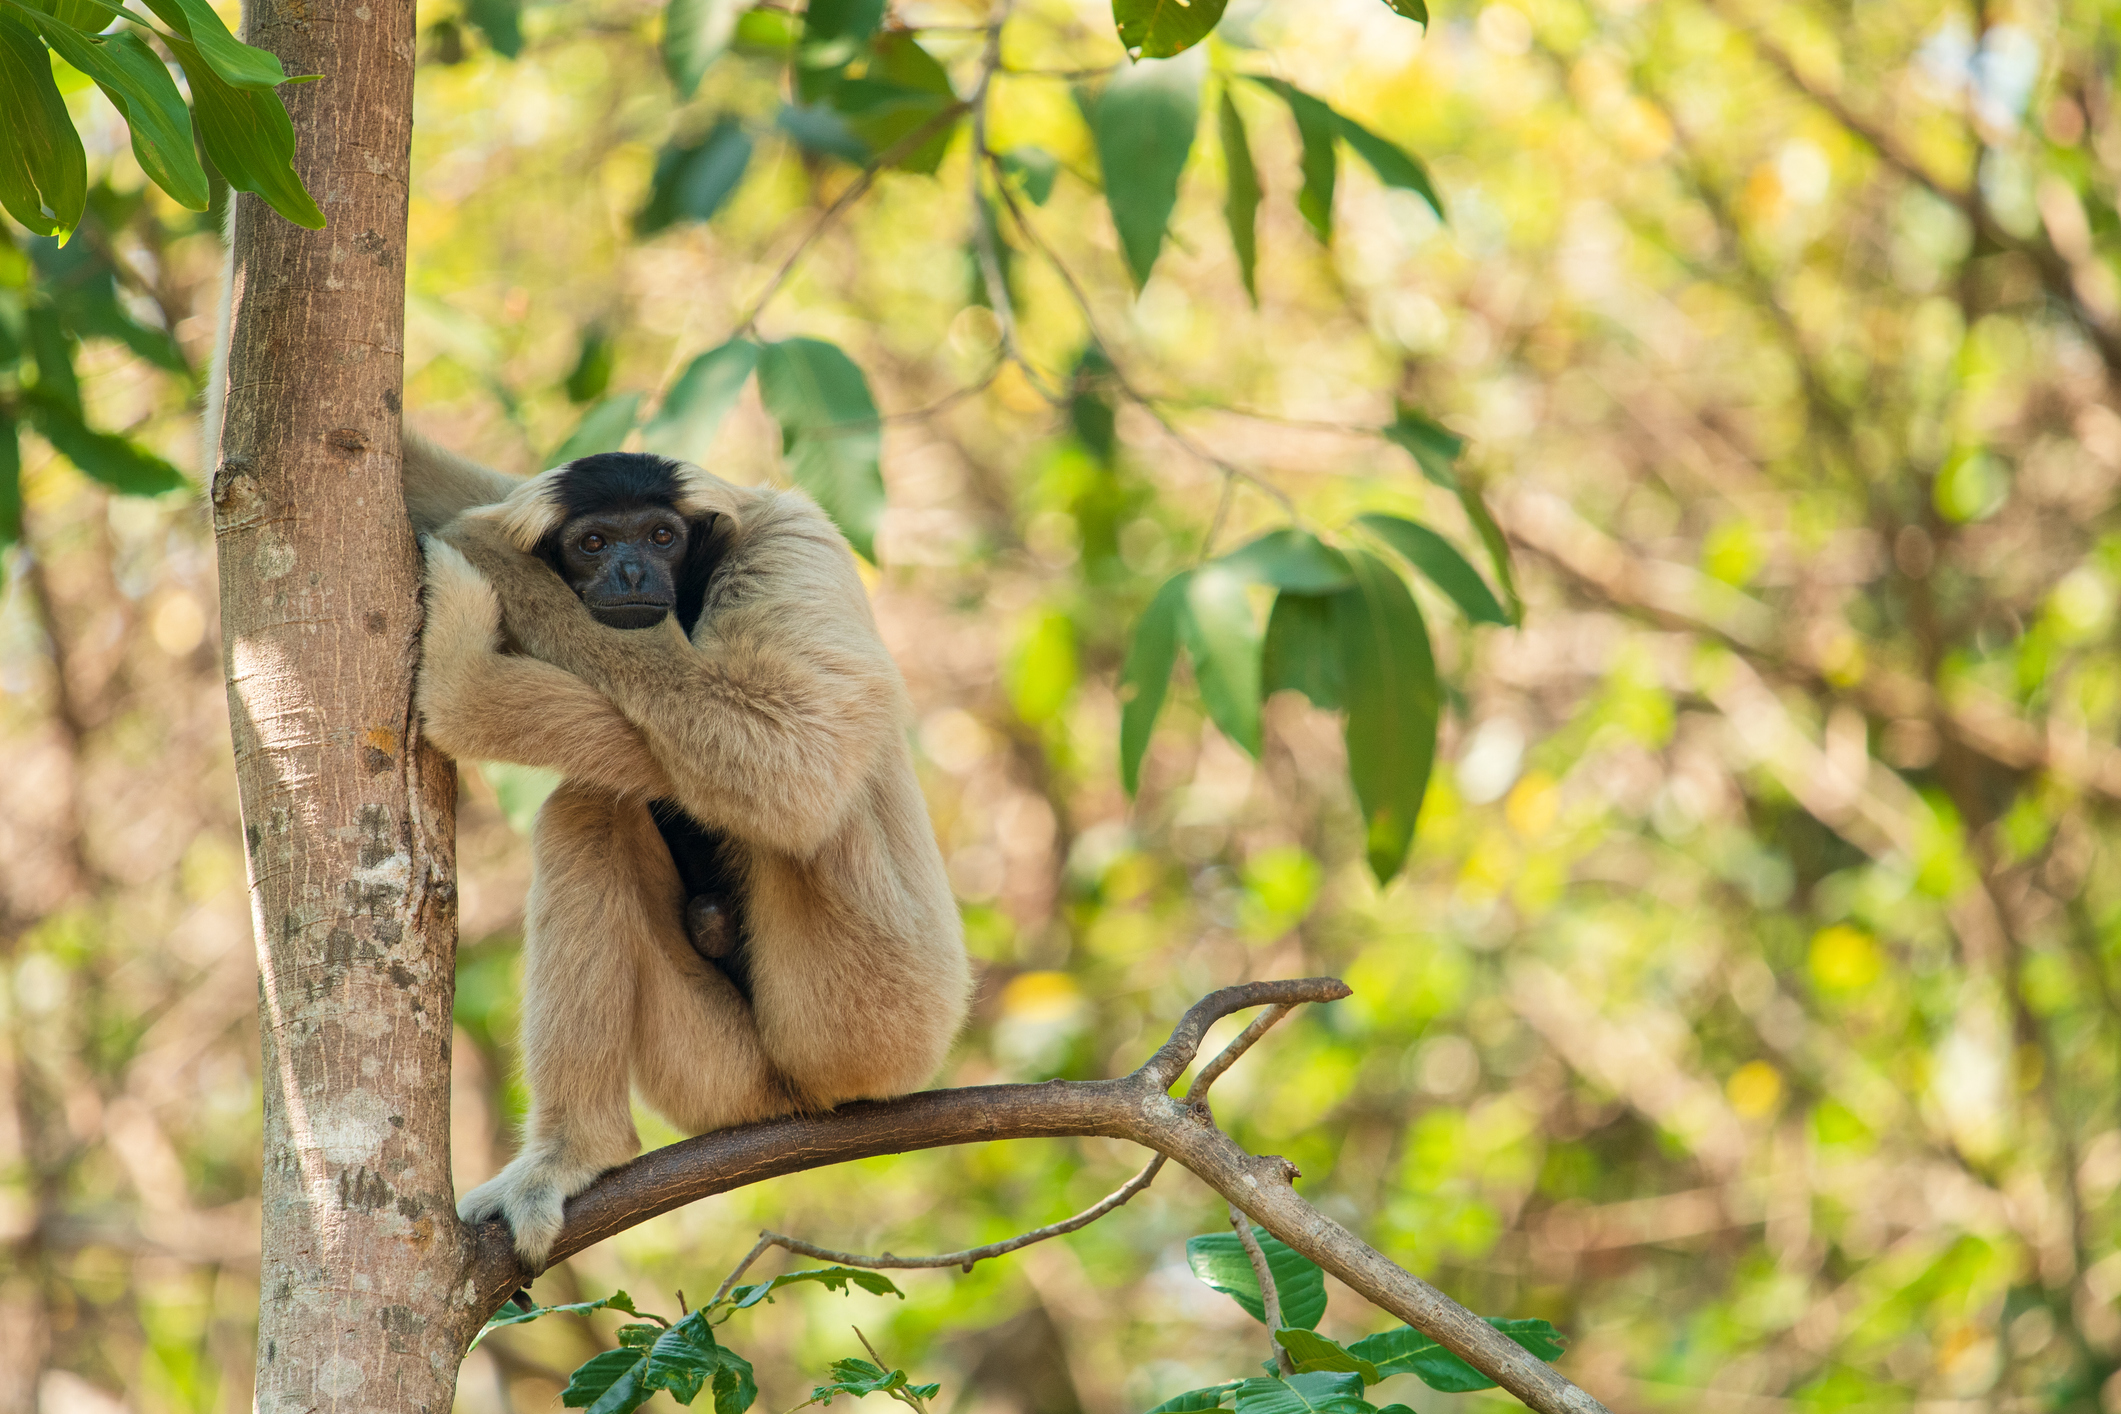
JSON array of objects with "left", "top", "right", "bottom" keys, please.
[{"left": 7, "top": 0, "right": 2121, "bottom": 1409}]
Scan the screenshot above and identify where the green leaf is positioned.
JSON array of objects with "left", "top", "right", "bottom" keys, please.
[
  {"left": 802, "top": 0, "right": 882, "bottom": 44},
  {"left": 1333, "top": 551, "right": 1438, "bottom": 882},
  {"left": 27, "top": 303, "right": 79, "bottom": 413},
  {"left": 1214, "top": 528, "right": 1352, "bottom": 592},
  {"left": 710, "top": 1355, "right": 761, "bottom": 1414},
  {"left": 999, "top": 145, "right": 1058, "bottom": 204},
  {"left": 812, "top": 1357, "right": 917, "bottom": 1403},
  {"left": 1347, "top": 1319, "right": 1566, "bottom": 1393},
  {"left": 1145, "top": 1383, "right": 1241, "bottom": 1414},
  {"left": 1182, "top": 562, "right": 1262, "bottom": 754},
  {"left": 1335, "top": 111, "right": 1442, "bottom": 219},
  {"left": 1090, "top": 56, "right": 1199, "bottom": 289},
  {"left": 0, "top": 409, "right": 22, "bottom": 574},
  {"left": 1381, "top": 405, "right": 1463, "bottom": 489},
  {"left": 1454, "top": 482, "right": 1518, "bottom": 623},
  {"left": 0, "top": 13, "right": 86, "bottom": 241},
  {"left": 31, "top": 225, "right": 188, "bottom": 371},
  {"left": 1119, "top": 570, "right": 1191, "bottom": 795},
  {"left": 1378, "top": 0, "right": 1426, "bottom": 20},
  {"left": 664, "top": 0, "right": 742, "bottom": 97},
  {"left": 33, "top": 20, "right": 209, "bottom": 211},
  {"left": 637, "top": 117, "right": 753, "bottom": 235},
  {"left": 1185, "top": 1228, "right": 1328, "bottom": 1331},
  {"left": 1230, "top": 1373, "right": 1370, "bottom": 1414},
  {"left": 1250, "top": 78, "right": 1335, "bottom": 242},
  {"left": 726, "top": 1266, "right": 905, "bottom": 1310},
  {"left": 642, "top": 339, "right": 757, "bottom": 461},
  {"left": 1274, "top": 1330, "right": 1379, "bottom": 1384},
  {"left": 833, "top": 31, "right": 959, "bottom": 174},
  {"left": 1113, "top": 0, "right": 1228, "bottom": 60},
  {"left": 22, "top": 386, "right": 187, "bottom": 495},
  {"left": 550, "top": 392, "right": 644, "bottom": 466},
  {"left": 776, "top": 104, "right": 870, "bottom": 164},
  {"left": 1218, "top": 88, "right": 1259, "bottom": 303},
  {"left": 1357, "top": 514, "right": 1508, "bottom": 625},
  {"left": 137, "top": 0, "right": 293, "bottom": 88},
  {"left": 563, "top": 1350, "right": 652, "bottom": 1414},
  {"left": 1262, "top": 592, "right": 1340, "bottom": 710},
  {"left": 1068, "top": 344, "right": 1116, "bottom": 461},
  {"left": 17, "top": 0, "right": 109, "bottom": 32},
  {"left": 754, "top": 337, "right": 884, "bottom": 562},
  {"left": 472, "top": 1291, "right": 646, "bottom": 1347},
  {"left": 732, "top": 6, "right": 795, "bottom": 54},
  {"left": 564, "top": 325, "right": 613, "bottom": 404},
  {"left": 167, "top": 32, "right": 323, "bottom": 229},
  {"left": 465, "top": 0, "right": 522, "bottom": 58},
  {"left": 642, "top": 1311, "right": 755, "bottom": 1413}
]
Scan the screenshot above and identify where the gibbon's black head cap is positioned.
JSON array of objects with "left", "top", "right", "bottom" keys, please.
[{"left": 551, "top": 452, "right": 690, "bottom": 517}]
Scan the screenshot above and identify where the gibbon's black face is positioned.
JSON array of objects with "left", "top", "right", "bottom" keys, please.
[
  {"left": 556, "top": 505, "right": 690, "bottom": 629},
  {"left": 533, "top": 453, "right": 725, "bottom": 634}
]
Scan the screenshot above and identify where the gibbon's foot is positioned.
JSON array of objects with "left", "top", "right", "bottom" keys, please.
[
  {"left": 457, "top": 1151, "right": 612, "bottom": 1270},
  {"left": 685, "top": 896, "right": 734, "bottom": 960}
]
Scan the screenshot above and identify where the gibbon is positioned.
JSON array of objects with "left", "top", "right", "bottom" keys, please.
[{"left": 405, "top": 433, "right": 970, "bottom": 1269}]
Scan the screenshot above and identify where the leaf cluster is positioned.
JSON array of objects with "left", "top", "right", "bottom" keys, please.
[{"left": 1157, "top": 1227, "right": 1568, "bottom": 1410}]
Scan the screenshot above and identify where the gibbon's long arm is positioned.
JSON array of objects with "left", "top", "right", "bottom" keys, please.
[
  {"left": 418, "top": 541, "right": 681, "bottom": 801},
  {"left": 403, "top": 429, "right": 523, "bottom": 536},
  {"left": 438, "top": 507, "right": 898, "bottom": 858}
]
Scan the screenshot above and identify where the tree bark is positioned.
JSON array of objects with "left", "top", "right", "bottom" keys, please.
[{"left": 208, "top": 2, "right": 465, "bottom": 1411}]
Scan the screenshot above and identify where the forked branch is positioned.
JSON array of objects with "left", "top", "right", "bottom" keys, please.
[{"left": 457, "top": 979, "right": 1612, "bottom": 1414}]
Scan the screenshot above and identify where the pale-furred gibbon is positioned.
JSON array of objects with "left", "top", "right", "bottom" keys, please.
[{"left": 405, "top": 433, "right": 970, "bottom": 1269}]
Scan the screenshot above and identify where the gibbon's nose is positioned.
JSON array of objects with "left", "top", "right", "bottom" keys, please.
[{"left": 617, "top": 560, "right": 646, "bottom": 591}]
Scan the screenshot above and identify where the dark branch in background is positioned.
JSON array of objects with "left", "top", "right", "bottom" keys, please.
[
  {"left": 731, "top": 98, "right": 972, "bottom": 340},
  {"left": 459, "top": 980, "right": 1614, "bottom": 1414},
  {"left": 1706, "top": 0, "right": 2121, "bottom": 376},
  {"left": 980, "top": 152, "right": 1306, "bottom": 526}
]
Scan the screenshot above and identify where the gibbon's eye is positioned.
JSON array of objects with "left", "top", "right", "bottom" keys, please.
[
  {"left": 651, "top": 526, "right": 677, "bottom": 547},
  {"left": 580, "top": 533, "right": 605, "bottom": 553}
]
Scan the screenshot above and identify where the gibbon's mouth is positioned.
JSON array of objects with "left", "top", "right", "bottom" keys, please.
[{"left": 588, "top": 601, "right": 673, "bottom": 630}]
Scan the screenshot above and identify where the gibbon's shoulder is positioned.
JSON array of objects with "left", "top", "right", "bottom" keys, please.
[{"left": 702, "top": 484, "right": 888, "bottom": 651}]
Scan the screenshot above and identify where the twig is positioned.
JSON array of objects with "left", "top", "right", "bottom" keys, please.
[
  {"left": 700, "top": 1004, "right": 1300, "bottom": 1286},
  {"left": 733, "top": 100, "right": 971, "bottom": 339},
  {"left": 965, "top": 2, "right": 1061, "bottom": 403},
  {"left": 983, "top": 158, "right": 1303, "bottom": 521},
  {"left": 1182, "top": 1002, "right": 1294, "bottom": 1102},
  {"left": 743, "top": 1159, "right": 1165, "bottom": 1275},
  {"left": 1230, "top": 1204, "right": 1294, "bottom": 1375},
  {"left": 854, "top": 1327, "right": 932, "bottom": 1414}
]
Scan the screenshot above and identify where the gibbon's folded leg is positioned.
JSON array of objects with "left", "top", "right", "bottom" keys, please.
[
  {"left": 629, "top": 900, "right": 791, "bottom": 1136},
  {"left": 417, "top": 540, "right": 678, "bottom": 801},
  {"left": 458, "top": 783, "right": 663, "bottom": 1268}
]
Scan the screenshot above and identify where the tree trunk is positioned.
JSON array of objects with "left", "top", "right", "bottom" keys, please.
[{"left": 208, "top": 2, "right": 469, "bottom": 1409}]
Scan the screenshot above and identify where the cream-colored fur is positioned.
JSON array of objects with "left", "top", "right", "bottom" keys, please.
[{"left": 413, "top": 446, "right": 970, "bottom": 1269}]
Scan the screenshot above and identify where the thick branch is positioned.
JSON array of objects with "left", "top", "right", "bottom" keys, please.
[{"left": 456, "top": 978, "right": 1613, "bottom": 1414}]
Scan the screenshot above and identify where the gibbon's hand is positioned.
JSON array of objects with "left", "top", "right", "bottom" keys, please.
[{"left": 439, "top": 517, "right": 591, "bottom": 630}]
